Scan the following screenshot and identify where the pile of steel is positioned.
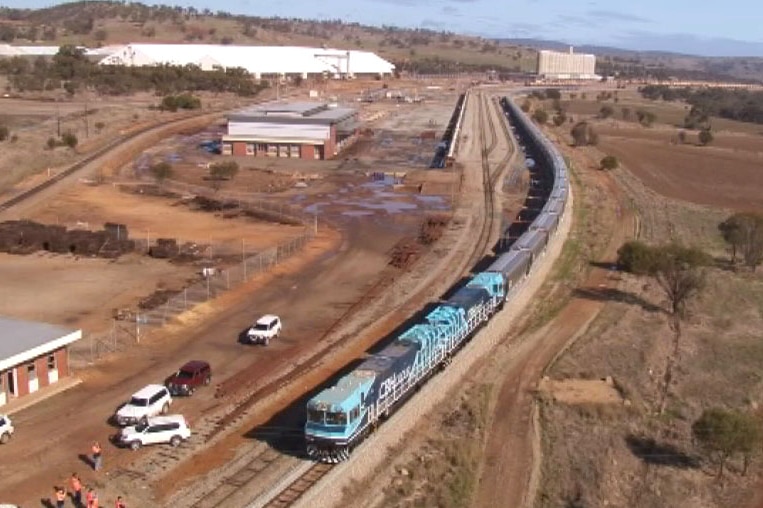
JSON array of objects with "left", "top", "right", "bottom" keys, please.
[{"left": 0, "top": 220, "right": 135, "bottom": 258}]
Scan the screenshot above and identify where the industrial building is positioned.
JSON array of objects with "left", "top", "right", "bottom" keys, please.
[
  {"left": 537, "top": 47, "right": 597, "bottom": 80},
  {"left": 0, "top": 316, "right": 82, "bottom": 407},
  {"left": 222, "top": 101, "right": 359, "bottom": 160},
  {"left": 98, "top": 44, "right": 395, "bottom": 79}
]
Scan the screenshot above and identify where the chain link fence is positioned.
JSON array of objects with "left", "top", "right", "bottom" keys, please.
[{"left": 73, "top": 182, "right": 316, "bottom": 366}]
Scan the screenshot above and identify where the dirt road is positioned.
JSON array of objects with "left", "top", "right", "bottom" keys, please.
[{"left": 472, "top": 159, "right": 635, "bottom": 508}]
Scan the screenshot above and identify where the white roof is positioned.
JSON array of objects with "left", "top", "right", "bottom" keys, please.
[
  {"left": 0, "top": 316, "right": 81, "bottom": 372},
  {"left": 98, "top": 43, "right": 395, "bottom": 76},
  {"left": 0, "top": 44, "right": 61, "bottom": 57},
  {"left": 145, "top": 414, "right": 186, "bottom": 425},
  {"left": 256, "top": 314, "right": 280, "bottom": 325},
  {"left": 132, "top": 384, "right": 168, "bottom": 399}
]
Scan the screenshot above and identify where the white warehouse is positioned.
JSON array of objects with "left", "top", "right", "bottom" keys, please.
[
  {"left": 98, "top": 44, "right": 395, "bottom": 79},
  {"left": 537, "top": 47, "right": 597, "bottom": 80}
]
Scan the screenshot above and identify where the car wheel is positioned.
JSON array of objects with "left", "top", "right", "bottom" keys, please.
[
  {"left": 130, "top": 440, "right": 142, "bottom": 450},
  {"left": 169, "top": 435, "right": 182, "bottom": 447},
  {"left": 0, "top": 432, "right": 9, "bottom": 444},
  {"left": 204, "top": 376, "right": 211, "bottom": 386},
  {"left": 161, "top": 403, "right": 169, "bottom": 414}
]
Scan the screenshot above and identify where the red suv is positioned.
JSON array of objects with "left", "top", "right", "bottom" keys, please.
[{"left": 165, "top": 360, "right": 211, "bottom": 396}]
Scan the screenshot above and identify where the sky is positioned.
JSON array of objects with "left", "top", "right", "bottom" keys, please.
[{"left": 6, "top": 0, "right": 763, "bottom": 57}]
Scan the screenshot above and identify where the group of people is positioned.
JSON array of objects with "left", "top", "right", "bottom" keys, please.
[{"left": 50, "top": 442, "right": 126, "bottom": 508}]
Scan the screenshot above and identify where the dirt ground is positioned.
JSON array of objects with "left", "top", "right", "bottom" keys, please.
[
  {"left": 529, "top": 94, "right": 763, "bottom": 508},
  {"left": 0, "top": 83, "right": 464, "bottom": 507}
]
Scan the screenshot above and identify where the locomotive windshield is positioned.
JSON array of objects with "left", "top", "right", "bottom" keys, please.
[
  {"left": 307, "top": 408, "right": 325, "bottom": 423},
  {"left": 325, "top": 411, "right": 347, "bottom": 425}
]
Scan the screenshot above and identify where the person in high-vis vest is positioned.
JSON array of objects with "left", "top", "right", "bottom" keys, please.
[
  {"left": 86, "top": 487, "right": 99, "bottom": 508},
  {"left": 54, "top": 485, "right": 67, "bottom": 508},
  {"left": 70, "top": 473, "right": 83, "bottom": 505},
  {"left": 115, "top": 495, "right": 127, "bottom": 508}
]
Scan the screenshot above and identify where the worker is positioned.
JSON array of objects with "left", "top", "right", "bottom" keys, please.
[
  {"left": 86, "top": 487, "right": 99, "bottom": 508},
  {"left": 53, "top": 485, "right": 67, "bottom": 508},
  {"left": 114, "top": 495, "right": 126, "bottom": 508},
  {"left": 91, "top": 441, "right": 103, "bottom": 471},
  {"left": 70, "top": 473, "right": 83, "bottom": 505}
]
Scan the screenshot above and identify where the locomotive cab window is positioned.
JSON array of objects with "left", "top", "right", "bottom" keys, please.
[
  {"left": 325, "top": 412, "right": 347, "bottom": 425},
  {"left": 349, "top": 406, "right": 360, "bottom": 422},
  {"left": 307, "top": 409, "right": 325, "bottom": 423}
]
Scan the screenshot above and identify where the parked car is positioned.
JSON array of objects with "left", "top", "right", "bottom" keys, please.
[
  {"left": 165, "top": 360, "right": 211, "bottom": 396},
  {"left": 0, "top": 414, "right": 13, "bottom": 444},
  {"left": 114, "top": 384, "right": 172, "bottom": 426},
  {"left": 246, "top": 314, "right": 282, "bottom": 345},
  {"left": 115, "top": 415, "right": 191, "bottom": 450}
]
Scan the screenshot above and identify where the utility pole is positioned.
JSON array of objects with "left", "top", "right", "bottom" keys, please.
[
  {"left": 56, "top": 103, "right": 61, "bottom": 138},
  {"left": 84, "top": 98, "right": 89, "bottom": 138}
]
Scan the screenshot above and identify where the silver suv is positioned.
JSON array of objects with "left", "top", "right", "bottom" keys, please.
[
  {"left": 116, "top": 415, "right": 191, "bottom": 450},
  {"left": 115, "top": 384, "right": 172, "bottom": 426}
]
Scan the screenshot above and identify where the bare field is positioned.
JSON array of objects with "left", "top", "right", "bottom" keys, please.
[
  {"left": 26, "top": 182, "right": 304, "bottom": 251},
  {"left": 0, "top": 252, "right": 196, "bottom": 332}
]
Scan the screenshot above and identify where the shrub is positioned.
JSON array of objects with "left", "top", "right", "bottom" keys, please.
[
  {"left": 61, "top": 131, "right": 78, "bottom": 148},
  {"left": 532, "top": 108, "right": 548, "bottom": 124},
  {"left": 698, "top": 128, "right": 714, "bottom": 146},
  {"left": 600, "top": 155, "right": 619, "bottom": 170},
  {"left": 570, "top": 121, "right": 598, "bottom": 147},
  {"left": 599, "top": 105, "right": 614, "bottom": 119},
  {"left": 47, "top": 137, "right": 57, "bottom": 150},
  {"left": 149, "top": 161, "right": 173, "bottom": 183},
  {"left": 0, "top": 125, "right": 8, "bottom": 141},
  {"left": 616, "top": 241, "right": 657, "bottom": 274}
]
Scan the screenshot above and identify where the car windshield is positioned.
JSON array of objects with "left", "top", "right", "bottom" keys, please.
[
  {"left": 129, "top": 397, "right": 149, "bottom": 407},
  {"left": 254, "top": 323, "right": 270, "bottom": 331},
  {"left": 134, "top": 422, "right": 149, "bottom": 432},
  {"left": 176, "top": 369, "right": 194, "bottom": 379},
  {"left": 307, "top": 409, "right": 324, "bottom": 424},
  {"left": 325, "top": 412, "right": 347, "bottom": 426}
]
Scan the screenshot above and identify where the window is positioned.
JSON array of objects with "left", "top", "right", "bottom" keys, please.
[
  {"left": 246, "top": 143, "right": 254, "bottom": 155},
  {"left": 349, "top": 406, "right": 360, "bottom": 422},
  {"left": 149, "top": 390, "right": 167, "bottom": 404},
  {"left": 307, "top": 409, "right": 324, "bottom": 423},
  {"left": 129, "top": 397, "right": 149, "bottom": 407},
  {"left": 177, "top": 370, "right": 194, "bottom": 379},
  {"left": 47, "top": 354, "right": 57, "bottom": 370},
  {"left": 325, "top": 412, "right": 347, "bottom": 426},
  {"left": 27, "top": 364, "right": 37, "bottom": 379}
]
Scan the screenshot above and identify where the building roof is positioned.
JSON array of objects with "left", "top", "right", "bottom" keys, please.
[
  {"left": 98, "top": 44, "right": 395, "bottom": 76},
  {"left": 0, "top": 316, "right": 82, "bottom": 371},
  {"left": 228, "top": 101, "right": 357, "bottom": 125}
]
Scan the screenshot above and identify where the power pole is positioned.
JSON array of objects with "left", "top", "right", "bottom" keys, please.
[
  {"left": 84, "top": 98, "right": 89, "bottom": 138},
  {"left": 56, "top": 104, "right": 61, "bottom": 138}
]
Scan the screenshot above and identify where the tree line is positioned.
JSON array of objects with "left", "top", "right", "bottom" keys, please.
[{"left": 639, "top": 85, "right": 763, "bottom": 125}]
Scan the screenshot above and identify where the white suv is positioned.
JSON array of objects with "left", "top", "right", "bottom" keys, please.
[
  {"left": 0, "top": 414, "right": 13, "bottom": 444},
  {"left": 247, "top": 314, "right": 282, "bottom": 345},
  {"left": 115, "top": 384, "right": 172, "bottom": 426},
  {"left": 116, "top": 415, "right": 191, "bottom": 450}
]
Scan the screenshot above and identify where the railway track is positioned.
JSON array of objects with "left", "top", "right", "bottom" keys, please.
[
  {"left": 259, "top": 463, "right": 335, "bottom": 508},
  {"left": 0, "top": 108, "right": 231, "bottom": 214}
]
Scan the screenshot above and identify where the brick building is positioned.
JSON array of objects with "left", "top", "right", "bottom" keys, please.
[
  {"left": 0, "top": 316, "right": 82, "bottom": 408},
  {"left": 222, "top": 102, "right": 360, "bottom": 160}
]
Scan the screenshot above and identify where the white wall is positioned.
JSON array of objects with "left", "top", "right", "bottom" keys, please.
[{"left": 228, "top": 121, "right": 330, "bottom": 142}]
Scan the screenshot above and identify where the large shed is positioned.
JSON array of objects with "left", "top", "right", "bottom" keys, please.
[
  {"left": 0, "top": 316, "right": 82, "bottom": 408},
  {"left": 222, "top": 101, "right": 359, "bottom": 160},
  {"left": 98, "top": 44, "right": 395, "bottom": 79}
]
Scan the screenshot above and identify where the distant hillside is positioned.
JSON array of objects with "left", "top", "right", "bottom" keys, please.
[
  {"left": 501, "top": 38, "right": 763, "bottom": 83},
  {"left": 0, "top": 2, "right": 760, "bottom": 82},
  {"left": 0, "top": 1, "right": 539, "bottom": 75}
]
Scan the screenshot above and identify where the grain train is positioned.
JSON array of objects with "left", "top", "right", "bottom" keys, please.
[{"left": 304, "top": 94, "right": 569, "bottom": 463}]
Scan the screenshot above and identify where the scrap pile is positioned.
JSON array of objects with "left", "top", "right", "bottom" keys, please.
[{"left": 0, "top": 220, "right": 134, "bottom": 258}]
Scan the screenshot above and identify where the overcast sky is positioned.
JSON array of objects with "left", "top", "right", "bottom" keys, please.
[{"left": 5, "top": 0, "right": 763, "bottom": 56}]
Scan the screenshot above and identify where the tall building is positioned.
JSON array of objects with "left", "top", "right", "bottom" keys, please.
[{"left": 537, "top": 47, "right": 597, "bottom": 80}]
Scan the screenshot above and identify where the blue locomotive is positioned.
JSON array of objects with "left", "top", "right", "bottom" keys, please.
[{"left": 305, "top": 94, "right": 570, "bottom": 463}]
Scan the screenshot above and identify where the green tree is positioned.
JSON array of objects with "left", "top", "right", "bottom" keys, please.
[
  {"left": 61, "top": 131, "right": 78, "bottom": 148},
  {"left": 719, "top": 212, "right": 763, "bottom": 270},
  {"left": 636, "top": 109, "right": 656, "bottom": 127},
  {"left": 532, "top": 108, "right": 548, "bottom": 124},
  {"left": 698, "top": 128, "right": 714, "bottom": 146},
  {"left": 570, "top": 121, "right": 598, "bottom": 147},
  {"left": 599, "top": 155, "right": 619, "bottom": 170},
  {"left": 693, "top": 409, "right": 761, "bottom": 478},
  {"left": 616, "top": 240, "right": 657, "bottom": 275},
  {"left": 552, "top": 112, "right": 567, "bottom": 127},
  {"left": 46, "top": 137, "right": 57, "bottom": 150},
  {"left": 149, "top": 161, "right": 173, "bottom": 183},
  {"left": 599, "top": 105, "right": 614, "bottom": 119}
]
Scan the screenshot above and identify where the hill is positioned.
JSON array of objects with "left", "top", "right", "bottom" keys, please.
[{"left": 1, "top": 2, "right": 761, "bottom": 82}]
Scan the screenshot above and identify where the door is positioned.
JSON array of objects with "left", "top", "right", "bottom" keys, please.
[
  {"left": 28, "top": 364, "right": 39, "bottom": 394},
  {"left": 6, "top": 370, "right": 16, "bottom": 398},
  {"left": 0, "top": 375, "right": 5, "bottom": 407},
  {"left": 47, "top": 354, "right": 59, "bottom": 384}
]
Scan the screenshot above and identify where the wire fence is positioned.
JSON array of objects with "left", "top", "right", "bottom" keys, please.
[{"left": 73, "top": 182, "right": 316, "bottom": 366}]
